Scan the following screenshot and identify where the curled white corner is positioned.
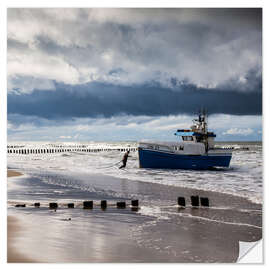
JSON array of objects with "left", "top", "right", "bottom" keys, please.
[{"left": 237, "top": 239, "right": 263, "bottom": 263}]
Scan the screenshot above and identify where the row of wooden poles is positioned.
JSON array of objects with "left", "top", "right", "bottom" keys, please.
[
  {"left": 7, "top": 147, "right": 138, "bottom": 154},
  {"left": 14, "top": 196, "right": 209, "bottom": 209},
  {"left": 15, "top": 200, "right": 139, "bottom": 209},
  {"left": 178, "top": 195, "right": 210, "bottom": 207}
]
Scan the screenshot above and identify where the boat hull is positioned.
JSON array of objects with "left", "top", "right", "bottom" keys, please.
[{"left": 138, "top": 148, "right": 232, "bottom": 170}]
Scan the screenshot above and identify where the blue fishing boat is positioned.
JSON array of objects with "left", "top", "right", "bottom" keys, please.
[{"left": 138, "top": 111, "right": 232, "bottom": 169}]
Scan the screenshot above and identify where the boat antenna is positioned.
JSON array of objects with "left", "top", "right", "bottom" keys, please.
[{"left": 203, "top": 108, "right": 208, "bottom": 134}]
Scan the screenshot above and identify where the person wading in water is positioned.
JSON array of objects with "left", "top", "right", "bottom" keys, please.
[{"left": 119, "top": 150, "right": 130, "bottom": 169}]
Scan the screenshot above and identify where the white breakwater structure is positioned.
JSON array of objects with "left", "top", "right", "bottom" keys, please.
[{"left": 7, "top": 142, "right": 138, "bottom": 155}]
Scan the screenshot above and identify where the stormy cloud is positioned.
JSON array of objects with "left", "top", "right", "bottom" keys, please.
[
  {"left": 7, "top": 8, "right": 262, "bottom": 141},
  {"left": 8, "top": 69, "right": 262, "bottom": 119},
  {"left": 8, "top": 8, "right": 262, "bottom": 89}
]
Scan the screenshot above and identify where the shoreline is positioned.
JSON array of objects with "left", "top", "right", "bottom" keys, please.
[{"left": 50, "top": 170, "right": 263, "bottom": 210}]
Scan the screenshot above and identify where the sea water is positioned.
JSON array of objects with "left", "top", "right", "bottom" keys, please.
[{"left": 7, "top": 141, "right": 262, "bottom": 204}]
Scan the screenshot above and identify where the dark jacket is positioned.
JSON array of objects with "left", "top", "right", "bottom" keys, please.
[{"left": 122, "top": 152, "right": 129, "bottom": 163}]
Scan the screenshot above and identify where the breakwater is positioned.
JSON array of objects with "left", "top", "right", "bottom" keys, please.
[{"left": 7, "top": 144, "right": 137, "bottom": 154}]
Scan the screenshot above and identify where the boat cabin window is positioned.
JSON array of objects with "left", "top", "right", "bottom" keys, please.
[
  {"left": 147, "top": 145, "right": 159, "bottom": 150},
  {"left": 182, "top": 136, "right": 193, "bottom": 141},
  {"left": 174, "top": 146, "right": 184, "bottom": 151}
]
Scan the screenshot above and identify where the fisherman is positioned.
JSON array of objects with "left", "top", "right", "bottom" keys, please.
[{"left": 119, "top": 150, "right": 130, "bottom": 169}]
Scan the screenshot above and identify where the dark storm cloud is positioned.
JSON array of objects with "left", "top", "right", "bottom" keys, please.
[
  {"left": 31, "top": 11, "right": 261, "bottom": 67},
  {"left": 8, "top": 69, "right": 262, "bottom": 120}
]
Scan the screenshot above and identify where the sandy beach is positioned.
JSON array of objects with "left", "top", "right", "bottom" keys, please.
[
  {"left": 8, "top": 216, "right": 36, "bottom": 263},
  {"left": 7, "top": 169, "right": 36, "bottom": 263},
  {"left": 7, "top": 169, "right": 262, "bottom": 263}
]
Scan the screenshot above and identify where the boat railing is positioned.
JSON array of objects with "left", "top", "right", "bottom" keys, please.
[{"left": 139, "top": 142, "right": 175, "bottom": 153}]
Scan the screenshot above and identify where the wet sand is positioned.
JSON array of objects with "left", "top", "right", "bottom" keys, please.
[
  {"left": 7, "top": 171, "right": 262, "bottom": 263},
  {"left": 7, "top": 216, "right": 36, "bottom": 263},
  {"left": 7, "top": 170, "right": 23, "bottom": 178},
  {"left": 7, "top": 169, "right": 35, "bottom": 263}
]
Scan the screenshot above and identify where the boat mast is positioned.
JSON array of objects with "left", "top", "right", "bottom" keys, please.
[
  {"left": 198, "top": 108, "right": 208, "bottom": 152},
  {"left": 203, "top": 108, "right": 208, "bottom": 134}
]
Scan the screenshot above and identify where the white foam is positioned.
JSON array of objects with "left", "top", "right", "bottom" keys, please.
[
  {"left": 175, "top": 212, "right": 262, "bottom": 229},
  {"left": 139, "top": 206, "right": 170, "bottom": 220}
]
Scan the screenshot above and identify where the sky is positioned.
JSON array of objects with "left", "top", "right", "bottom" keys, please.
[{"left": 7, "top": 8, "right": 262, "bottom": 142}]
